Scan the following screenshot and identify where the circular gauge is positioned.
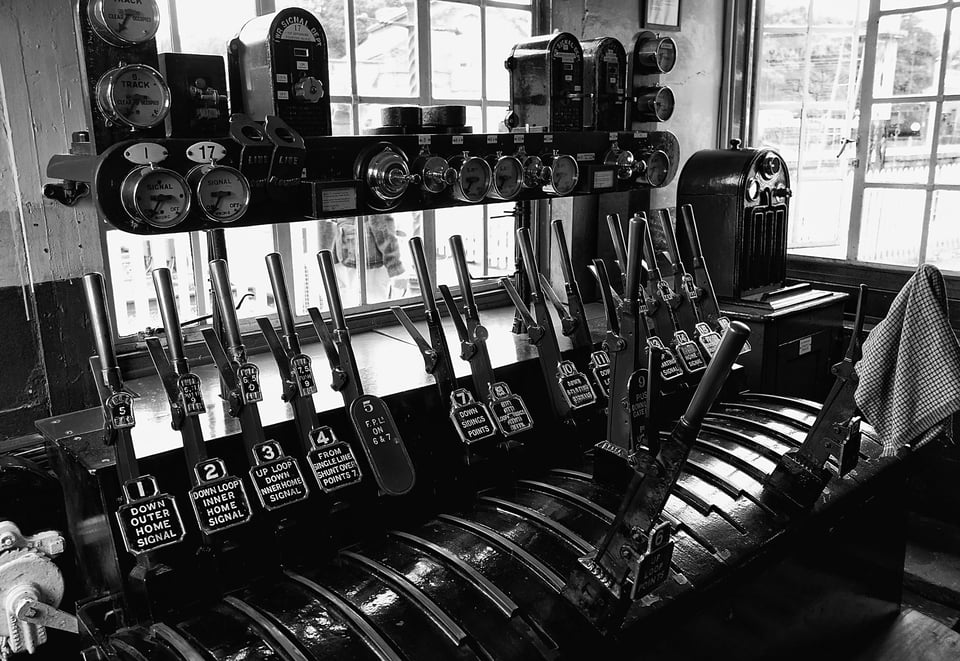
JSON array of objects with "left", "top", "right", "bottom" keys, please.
[
  {"left": 88, "top": 0, "right": 160, "bottom": 46},
  {"left": 634, "top": 86, "right": 676, "bottom": 123},
  {"left": 745, "top": 178, "right": 761, "bottom": 202},
  {"left": 415, "top": 155, "right": 456, "bottom": 194},
  {"left": 488, "top": 155, "right": 524, "bottom": 200},
  {"left": 760, "top": 153, "right": 782, "bottom": 178},
  {"left": 363, "top": 146, "right": 413, "bottom": 205},
  {"left": 544, "top": 154, "right": 580, "bottom": 196},
  {"left": 451, "top": 154, "right": 493, "bottom": 203},
  {"left": 636, "top": 36, "right": 678, "bottom": 75},
  {"left": 520, "top": 155, "right": 545, "bottom": 188},
  {"left": 605, "top": 148, "right": 637, "bottom": 180},
  {"left": 640, "top": 150, "right": 670, "bottom": 188},
  {"left": 96, "top": 64, "right": 171, "bottom": 130},
  {"left": 121, "top": 166, "right": 192, "bottom": 229},
  {"left": 187, "top": 164, "right": 251, "bottom": 223}
]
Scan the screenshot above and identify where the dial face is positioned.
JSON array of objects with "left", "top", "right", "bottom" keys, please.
[
  {"left": 98, "top": 65, "right": 171, "bottom": 129},
  {"left": 458, "top": 158, "right": 492, "bottom": 202},
  {"left": 652, "top": 87, "right": 676, "bottom": 122},
  {"left": 90, "top": 0, "right": 160, "bottom": 46},
  {"left": 656, "top": 39, "right": 678, "bottom": 74},
  {"left": 549, "top": 155, "right": 579, "bottom": 195},
  {"left": 643, "top": 151, "right": 670, "bottom": 188},
  {"left": 193, "top": 165, "right": 251, "bottom": 223},
  {"left": 123, "top": 167, "right": 191, "bottom": 229},
  {"left": 493, "top": 157, "right": 523, "bottom": 199}
]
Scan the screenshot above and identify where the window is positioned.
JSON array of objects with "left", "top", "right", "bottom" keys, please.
[
  {"left": 106, "top": 0, "right": 535, "bottom": 337},
  {"left": 753, "top": 0, "right": 960, "bottom": 273}
]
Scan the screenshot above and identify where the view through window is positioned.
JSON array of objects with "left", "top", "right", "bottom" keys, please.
[
  {"left": 754, "top": 0, "right": 960, "bottom": 272},
  {"left": 105, "top": 0, "right": 533, "bottom": 336}
]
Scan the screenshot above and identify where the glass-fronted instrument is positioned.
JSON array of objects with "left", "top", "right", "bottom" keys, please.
[
  {"left": 413, "top": 154, "right": 456, "bottom": 194},
  {"left": 95, "top": 64, "right": 171, "bottom": 129},
  {"left": 640, "top": 150, "right": 670, "bottom": 187},
  {"left": 450, "top": 152, "right": 493, "bottom": 203},
  {"left": 120, "top": 166, "right": 191, "bottom": 228},
  {"left": 88, "top": 0, "right": 160, "bottom": 46},
  {"left": 633, "top": 85, "right": 675, "bottom": 123},
  {"left": 487, "top": 153, "right": 524, "bottom": 200},
  {"left": 542, "top": 151, "right": 580, "bottom": 195},
  {"left": 187, "top": 164, "right": 251, "bottom": 223}
]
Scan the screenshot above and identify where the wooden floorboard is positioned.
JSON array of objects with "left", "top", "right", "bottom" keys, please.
[{"left": 852, "top": 608, "right": 960, "bottom": 661}]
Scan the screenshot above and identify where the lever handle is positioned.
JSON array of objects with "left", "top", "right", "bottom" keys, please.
[
  {"left": 552, "top": 219, "right": 576, "bottom": 286},
  {"left": 680, "top": 204, "right": 704, "bottom": 263},
  {"left": 151, "top": 268, "right": 187, "bottom": 371},
  {"left": 208, "top": 259, "right": 244, "bottom": 353},
  {"left": 500, "top": 277, "right": 537, "bottom": 329},
  {"left": 606, "top": 214, "right": 628, "bottom": 288},
  {"left": 438, "top": 284, "right": 470, "bottom": 343},
  {"left": 265, "top": 252, "right": 297, "bottom": 346},
  {"left": 657, "top": 208, "right": 685, "bottom": 273},
  {"left": 317, "top": 250, "right": 348, "bottom": 332},
  {"left": 681, "top": 320, "right": 750, "bottom": 425},
  {"left": 82, "top": 272, "right": 121, "bottom": 384},
  {"left": 449, "top": 234, "right": 477, "bottom": 312},
  {"left": 848, "top": 284, "right": 869, "bottom": 359},
  {"left": 516, "top": 227, "right": 544, "bottom": 298},
  {"left": 640, "top": 216, "right": 662, "bottom": 281},
  {"left": 625, "top": 215, "right": 645, "bottom": 303},
  {"left": 592, "top": 259, "right": 620, "bottom": 336},
  {"left": 410, "top": 237, "right": 438, "bottom": 317}
]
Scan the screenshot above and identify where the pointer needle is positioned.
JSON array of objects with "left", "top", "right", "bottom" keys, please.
[{"left": 117, "top": 11, "right": 131, "bottom": 33}]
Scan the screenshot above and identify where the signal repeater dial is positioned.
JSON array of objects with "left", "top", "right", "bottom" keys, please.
[
  {"left": 542, "top": 151, "right": 580, "bottom": 196},
  {"left": 95, "top": 63, "right": 171, "bottom": 130},
  {"left": 487, "top": 153, "right": 524, "bottom": 200},
  {"left": 187, "top": 164, "right": 251, "bottom": 224},
  {"left": 121, "top": 166, "right": 191, "bottom": 229},
  {"left": 450, "top": 152, "right": 493, "bottom": 203},
  {"left": 88, "top": 0, "right": 160, "bottom": 46},
  {"left": 639, "top": 150, "right": 671, "bottom": 188}
]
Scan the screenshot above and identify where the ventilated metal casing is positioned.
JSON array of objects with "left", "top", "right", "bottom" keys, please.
[
  {"left": 677, "top": 141, "right": 792, "bottom": 300},
  {"left": 228, "top": 8, "right": 331, "bottom": 137},
  {"left": 506, "top": 32, "right": 584, "bottom": 131},
  {"left": 582, "top": 37, "right": 627, "bottom": 131}
]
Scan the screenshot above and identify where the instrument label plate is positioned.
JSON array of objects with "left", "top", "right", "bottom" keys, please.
[
  {"left": 190, "top": 459, "right": 252, "bottom": 534},
  {"left": 488, "top": 382, "right": 534, "bottom": 437},
  {"left": 249, "top": 441, "right": 310, "bottom": 510}
]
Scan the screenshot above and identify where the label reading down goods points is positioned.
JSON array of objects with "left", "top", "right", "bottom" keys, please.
[
  {"left": 349, "top": 395, "right": 416, "bottom": 496},
  {"left": 449, "top": 388, "right": 497, "bottom": 444},
  {"left": 488, "top": 382, "right": 534, "bottom": 437},
  {"left": 307, "top": 426, "right": 363, "bottom": 493},
  {"left": 249, "top": 440, "right": 310, "bottom": 510},
  {"left": 189, "top": 458, "right": 252, "bottom": 534},
  {"left": 557, "top": 360, "right": 597, "bottom": 409},
  {"left": 589, "top": 350, "right": 612, "bottom": 398},
  {"left": 116, "top": 475, "right": 185, "bottom": 555}
]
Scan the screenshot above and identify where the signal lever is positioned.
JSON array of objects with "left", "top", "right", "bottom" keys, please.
[
  {"left": 551, "top": 219, "right": 593, "bottom": 350},
  {"left": 654, "top": 208, "right": 722, "bottom": 358},
  {"left": 679, "top": 204, "right": 751, "bottom": 354},
  {"left": 309, "top": 250, "right": 416, "bottom": 496},
  {"left": 202, "top": 259, "right": 311, "bottom": 513},
  {"left": 83, "top": 273, "right": 185, "bottom": 623},
  {"left": 442, "top": 234, "right": 534, "bottom": 438},
  {"left": 258, "top": 253, "right": 363, "bottom": 495},
  {"left": 146, "top": 269, "right": 252, "bottom": 560},
  {"left": 392, "top": 237, "right": 498, "bottom": 447},
  {"left": 564, "top": 321, "right": 751, "bottom": 633},
  {"left": 502, "top": 228, "right": 597, "bottom": 421},
  {"left": 765, "top": 285, "right": 869, "bottom": 507}
]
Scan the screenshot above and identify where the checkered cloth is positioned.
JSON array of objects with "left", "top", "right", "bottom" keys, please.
[{"left": 855, "top": 264, "right": 960, "bottom": 457}]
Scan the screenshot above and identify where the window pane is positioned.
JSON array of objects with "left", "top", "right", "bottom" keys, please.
[
  {"left": 299, "top": 217, "right": 362, "bottom": 308},
  {"left": 218, "top": 226, "right": 279, "bottom": 319},
  {"left": 359, "top": 103, "right": 389, "bottom": 132},
  {"left": 435, "top": 206, "right": 485, "bottom": 290},
  {"left": 107, "top": 232, "right": 199, "bottom": 336},
  {"left": 331, "top": 102, "right": 354, "bottom": 135},
  {"left": 158, "top": 0, "right": 256, "bottom": 55},
  {"left": 944, "top": 9, "right": 960, "bottom": 94},
  {"left": 857, "top": 188, "right": 925, "bottom": 266},
  {"left": 758, "top": 33, "right": 806, "bottom": 104},
  {"left": 874, "top": 10, "right": 946, "bottom": 98},
  {"left": 487, "top": 105, "right": 509, "bottom": 133},
  {"left": 881, "top": 0, "right": 941, "bottom": 10},
  {"left": 756, "top": 109, "right": 801, "bottom": 171},
  {"left": 486, "top": 204, "right": 516, "bottom": 277},
  {"left": 928, "top": 190, "right": 960, "bottom": 272},
  {"left": 275, "top": 0, "right": 352, "bottom": 96},
  {"left": 465, "top": 105, "right": 483, "bottom": 132},
  {"left": 366, "top": 212, "right": 422, "bottom": 304},
  {"left": 485, "top": 7, "right": 532, "bottom": 101},
  {"left": 811, "top": 0, "right": 863, "bottom": 26},
  {"left": 866, "top": 101, "right": 935, "bottom": 183},
  {"left": 355, "top": 0, "right": 419, "bottom": 97},
  {"left": 431, "top": 1, "right": 481, "bottom": 99},
  {"left": 763, "top": 0, "right": 810, "bottom": 27},
  {"left": 937, "top": 100, "right": 960, "bottom": 182}
]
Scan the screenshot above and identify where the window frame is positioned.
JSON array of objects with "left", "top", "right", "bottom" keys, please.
[
  {"left": 732, "top": 0, "right": 960, "bottom": 300},
  {"left": 105, "top": 0, "right": 541, "bottom": 355}
]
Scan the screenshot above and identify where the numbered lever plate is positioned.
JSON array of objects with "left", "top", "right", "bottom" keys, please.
[
  {"left": 488, "top": 382, "right": 534, "bottom": 437},
  {"left": 589, "top": 350, "right": 612, "bottom": 398},
  {"left": 176, "top": 373, "right": 206, "bottom": 416},
  {"left": 189, "top": 458, "right": 253, "bottom": 534},
  {"left": 248, "top": 440, "right": 310, "bottom": 510},
  {"left": 237, "top": 363, "right": 264, "bottom": 404},
  {"left": 115, "top": 475, "right": 186, "bottom": 555},
  {"left": 290, "top": 353, "right": 319, "bottom": 397},
  {"left": 647, "top": 337, "right": 684, "bottom": 383},
  {"left": 307, "top": 426, "right": 363, "bottom": 494},
  {"left": 629, "top": 522, "right": 674, "bottom": 599},
  {"left": 694, "top": 322, "right": 722, "bottom": 359},
  {"left": 349, "top": 395, "right": 416, "bottom": 496},
  {"left": 558, "top": 360, "right": 597, "bottom": 409},
  {"left": 105, "top": 391, "right": 136, "bottom": 429},
  {"left": 449, "top": 388, "right": 497, "bottom": 444},
  {"left": 673, "top": 330, "right": 706, "bottom": 374}
]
